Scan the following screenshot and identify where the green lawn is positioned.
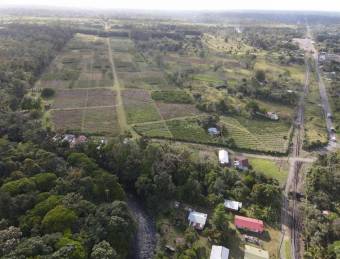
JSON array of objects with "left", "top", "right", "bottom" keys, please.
[{"left": 249, "top": 158, "right": 288, "bottom": 184}]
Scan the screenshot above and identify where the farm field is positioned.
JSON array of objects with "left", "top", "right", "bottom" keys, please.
[
  {"left": 35, "top": 19, "right": 309, "bottom": 155},
  {"left": 221, "top": 116, "right": 292, "bottom": 154},
  {"left": 37, "top": 33, "right": 119, "bottom": 135}
]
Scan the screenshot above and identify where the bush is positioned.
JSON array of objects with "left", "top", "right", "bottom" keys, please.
[
  {"left": 42, "top": 205, "right": 77, "bottom": 233},
  {"left": 41, "top": 88, "right": 55, "bottom": 98},
  {"left": 0, "top": 177, "right": 36, "bottom": 196},
  {"left": 31, "top": 173, "right": 57, "bottom": 192}
]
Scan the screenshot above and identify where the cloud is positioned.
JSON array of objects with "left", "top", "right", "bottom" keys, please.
[{"left": 1, "top": 0, "right": 340, "bottom": 11}]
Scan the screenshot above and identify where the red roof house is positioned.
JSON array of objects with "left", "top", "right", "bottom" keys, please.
[{"left": 234, "top": 215, "right": 264, "bottom": 233}]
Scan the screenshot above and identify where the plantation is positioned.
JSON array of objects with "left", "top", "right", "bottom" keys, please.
[{"left": 221, "top": 116, "right": 292, "bottom": 154}]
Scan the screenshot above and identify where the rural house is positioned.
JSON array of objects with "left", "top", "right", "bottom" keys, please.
[
  {"left": 188, "top": 211, "right": 208, "bottom": 230},
  {"left": 234, "top": 215, "right": 264, "bottom": 233},
  {"left": 210, "top": 245, "right": 229, "bottom": 259},
  {"left": 62, "top": 134, "right": 76, "bottom": 144},
  {"left": 224, "top": 199, "right": 242, "bottom": 211},
  {"left": 234, "top": 156, "right": 249, "bottom": 170},
  {"left": 218, "top": 149, "right": 229, "bottom": 165},
  {"left": 244, "top": 245, "right": 269, "bottom": 259},
  {"left": 70, "top": 135, "right": 87, "bottom": 148}
]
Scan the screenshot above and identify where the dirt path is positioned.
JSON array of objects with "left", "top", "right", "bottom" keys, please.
[
  {"left": 127, "top": 197, "right": 157, "bottom": 259},
  {"left": 106, "top": 36, "right": 128, "bottom": 134}
]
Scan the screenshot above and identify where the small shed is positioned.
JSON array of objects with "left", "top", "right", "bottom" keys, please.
[
  {"left": 188, "top": 211, "right": 208, "bottom": 230},
  {"left": 244, "top": 245, "right": 269, "bottom": 259},
  {"left": 234, "top": 156, "right": 249, "bottom": 170},
  {"left": 218, "top": 150, "right": 229, "bottom": 165},
  {"left": 234, "top": 215, "right": 264, "bottom": 233},
  {"left": 210, "top": 245, "right": 229, "bottom": 259},
  {"left": 208, "top": 127, "right": 220, "bottom": 136},
  {"left": 266, "top": 112, "right": 279, "bottom": 121},
  {"left": 224, "top": 200, "right": 242, "bottom": 211}
]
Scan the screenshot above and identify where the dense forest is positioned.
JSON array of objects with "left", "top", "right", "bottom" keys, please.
[{"left": 300, "top": 152, "right": 340, "bottom": 259}]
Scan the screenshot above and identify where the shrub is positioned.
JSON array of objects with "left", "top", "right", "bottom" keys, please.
[
  {"left": 0, "top": 178, "right": 36, "bottom": 196},
  {"left": 42, "top": 205, "right": 77, "bottom": 233},
  {"left": 31, "top": 173, "right": 57, "bottom": 192},
  {"left": 41, "top": 88, "right": 55, "bottom": 98}
]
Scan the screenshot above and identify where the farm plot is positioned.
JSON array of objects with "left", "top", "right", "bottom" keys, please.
[
  {"left": 86, "top": 89, "right": 116, "bottom": 107},
  {"left": 122, "top": 89, "right": 161, "bottom": 124},
  {"left": 134, "top": 122, "right": 172, "bottom": 138},
  {"left": 51, "top": 109, "right": 83, "bottom": 131},
  {"left": 221, "top": 116, "right": 292, "bottom": 153},
  {"left": 156, "top": 103, "right": 201, "bottom": 120},
  {"left": 83, "top": 107, "right": 119, "bottom": 135},
  {"left": 52, "top": 89, "right": 87, "bottom": 109}
]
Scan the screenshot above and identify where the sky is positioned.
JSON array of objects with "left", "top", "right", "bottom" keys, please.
[{"left": 1, "top": 0, "right": 340, "bottom": 12}]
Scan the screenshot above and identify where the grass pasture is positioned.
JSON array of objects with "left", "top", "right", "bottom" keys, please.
[{"left": 249, "top": 158, "right": 288, "bottom": 184}]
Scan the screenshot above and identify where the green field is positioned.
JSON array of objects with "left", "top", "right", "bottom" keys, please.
[
  {"left": 221, "top": 116, "right": 292, "bottom": 154},
  {"left": 249, "top": 158, "right": 288, "bottom": 184}
]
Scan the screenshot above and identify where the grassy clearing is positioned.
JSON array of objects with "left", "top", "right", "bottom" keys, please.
[
  {"left": 221, "top": 116, "right": 291, "bottom": 154},
  {"left": 249, "top": 158, "right": 288, "bottom": 184},
  {"left": 193, "top": 74, "right": 225, "bottom": 84},
  {"left": 285, "top": 240, "right": 292, "bottom": 259}
]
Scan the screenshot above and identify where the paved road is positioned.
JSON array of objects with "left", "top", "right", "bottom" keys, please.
[{"left": 308, "top": 25, "right": 338, "bottom": 150}]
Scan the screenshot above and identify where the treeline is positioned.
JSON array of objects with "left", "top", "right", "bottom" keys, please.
[{"left": 300, "top": 152, "right": 340, "bottom": 259}]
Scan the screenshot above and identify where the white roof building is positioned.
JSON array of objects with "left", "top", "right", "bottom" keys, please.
[
  {"left": 218, "top": 150, "right": 229, "bottom": 165},
  {"left": 224, "top": 200, "right": 242, "bottom": 211},
  {"left": 188, "top": 211, "right": 207, "bottom": 230},
  {"left": 210, "top": 245, "right": 229, "bottom": 259}
]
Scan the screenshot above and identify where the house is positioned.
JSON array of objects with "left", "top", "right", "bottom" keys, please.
[
  {"left": 234, "top": 215, "right": 264, "bottom": 233},
  {"left": 244, "top": 245, "right": 269, "bottom": 259},
  {"left": 224, "top": 200, "right": 242, "bottom": 211},
  {"left": 70, "top": 135, "right": 87, "bottom": 148},
  {"left": 218, "top": 150, "right": 229, "bottom": 165},
  {"left": 188, "top": 211, "right": 207, "bottom": 230},
  {"left": 62, "top": 134, "right": 76, "bottom": 143},
  {"left": 208, "top": 127, "right": 220, "bottom": 136},
  {"left": 210, "top": 245, "right": 229, "bottom": 259},
  {"left": 266, "top": 112, "right": 279, "bottom": 121},
  {"left": 234, "top": 156, "right": 249, "bottom": 170}
]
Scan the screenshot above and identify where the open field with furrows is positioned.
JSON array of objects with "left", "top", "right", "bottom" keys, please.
[
  {"left": 51, "top": 88, "right": 116, "bottom": 109},
  {"left": 38, "top": 33, "right": 113, "bottom": 90},
  {"left": 122, "top": 89, "right": 161, "bottom": 124},
  {"left": 156, "top": 103, "right": 201, "bottom": 120},
  {"left": 221, "top": 116, "right": 292, "bottom": 153}
]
